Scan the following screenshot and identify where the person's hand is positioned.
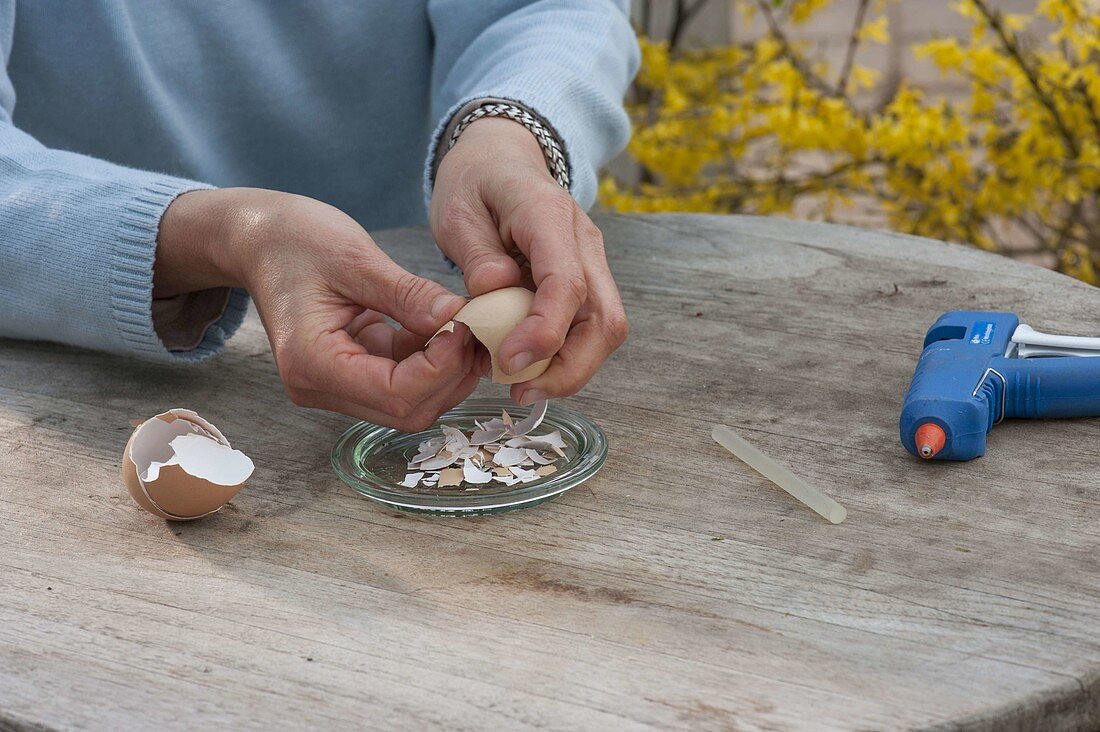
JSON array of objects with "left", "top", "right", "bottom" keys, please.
[
  {"left": 154, "top": 188, "right": 479, "bottom": 431},
  {"left": 430, "top": 117, "right": 629, "bottom": 405}
]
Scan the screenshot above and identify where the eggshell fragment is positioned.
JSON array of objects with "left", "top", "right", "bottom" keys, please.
[
  {"left": 122, "top": 409, "right": 254, "bottom": 521},
  {"left": 450, "top": 287, "right": 552, "bottom": 384}
]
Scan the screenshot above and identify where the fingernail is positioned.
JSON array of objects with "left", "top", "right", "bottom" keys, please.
[
  {"left": 432, "top": 294, "right": 463, "bottom": 321},
  {"left": 518, "top": 389, "right": 546, "bottom": 407},
  {"left": 508, "top": 351, "right": 534, "bottom": 375}
]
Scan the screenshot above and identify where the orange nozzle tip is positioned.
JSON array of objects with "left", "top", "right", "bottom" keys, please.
[{"left": 915, "top": 423, "right": 946, "bottom": 460}]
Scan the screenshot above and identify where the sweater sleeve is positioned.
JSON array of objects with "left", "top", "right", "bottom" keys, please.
[
  {"left": 0, "top": 13, "right": 248, "bottom": 363},
  {"left": 425, "top": 0, "right": 640, "bottom": 210}
]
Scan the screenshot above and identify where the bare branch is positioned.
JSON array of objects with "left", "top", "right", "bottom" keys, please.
[
  {"left": 837, "top": 0, "right": 872, "bottom": 94},
  {"left": 639, "top": 0, "right": 653, "bottom": 37},
  {"left": 669, "top": 0, "right": 713, "bottom": 51}
]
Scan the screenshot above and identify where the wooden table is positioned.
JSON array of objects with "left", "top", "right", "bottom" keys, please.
[{"left": 2, "top": 214, "right": 1099, "bottom": 731}]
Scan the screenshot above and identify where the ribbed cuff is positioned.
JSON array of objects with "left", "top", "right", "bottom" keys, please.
[{"left": 109, "top": 180, "right": 251, "bottom": 363}]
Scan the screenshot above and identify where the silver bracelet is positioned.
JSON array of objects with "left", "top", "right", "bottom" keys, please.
[{"left": 447, "top": 102, "right": 570, "bottom": 190}]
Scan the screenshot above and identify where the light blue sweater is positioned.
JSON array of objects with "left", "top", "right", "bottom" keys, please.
[{"left": 0, "top": 1, "right": 637, "bottom": 361}]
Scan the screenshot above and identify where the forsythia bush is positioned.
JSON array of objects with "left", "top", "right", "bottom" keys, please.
[{"left": 601, "top": 0, "right": 1100, "bottom": 283}]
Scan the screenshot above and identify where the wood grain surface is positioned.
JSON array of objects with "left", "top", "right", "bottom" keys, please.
[{"left": 2, "top": 214, "right": 1099, "bottom": 731}]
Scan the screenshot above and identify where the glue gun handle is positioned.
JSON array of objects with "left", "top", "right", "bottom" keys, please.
[{"left": 998, "top": 356, "right": 1100, "bottom": 419}]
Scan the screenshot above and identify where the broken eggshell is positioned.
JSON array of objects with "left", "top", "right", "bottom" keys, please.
[
  {"left": 122, "top": 409, "right": 255, "bottom": 521},
  {"left": 446, "top": 287, "right": 552, "bottom": 385}
]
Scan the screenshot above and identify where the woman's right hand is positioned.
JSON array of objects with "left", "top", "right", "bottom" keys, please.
[{"left": 155, "top": 187, "right": 479, "bottom": 430}]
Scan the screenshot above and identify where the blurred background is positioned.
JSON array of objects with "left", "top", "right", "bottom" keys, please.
[{"left": 601, "top": 0, "right": 1100, "bottom": 282}]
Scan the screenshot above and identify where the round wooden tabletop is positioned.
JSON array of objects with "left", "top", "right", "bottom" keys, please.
[{"left": 2, "top": 214, "right": 1098, "bottom": 731}]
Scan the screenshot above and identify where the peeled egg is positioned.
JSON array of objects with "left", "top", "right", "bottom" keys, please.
[
  {"left": 450, "top": 287, "right": 552, "bottom": 384},
  {"left": 122, "top": 409, "right": 255, "bottom": 521}
]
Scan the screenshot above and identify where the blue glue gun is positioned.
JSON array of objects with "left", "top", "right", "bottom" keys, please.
[{"left": 900, "top": 310, "right": 1100, "bottom": 461}]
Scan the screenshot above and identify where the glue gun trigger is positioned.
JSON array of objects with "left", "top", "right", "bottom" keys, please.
[{"left": 1010, "top": 324, "right": 1100, "bottom": 359}]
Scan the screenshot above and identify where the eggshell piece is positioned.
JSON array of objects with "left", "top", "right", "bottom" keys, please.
[
  {"left": 142, "top": 462, "right": 247, "bottom": 520},
  {"left": 122, "top": 409, "right": 254, "bottom": 521},
  {"left": 123, "top": 428, "right": 171, "bottom": 520},
  {"left": 451, "top": 287, "right": 552, "bottom": 384}
]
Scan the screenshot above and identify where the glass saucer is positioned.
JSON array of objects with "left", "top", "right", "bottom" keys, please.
[{"left": 331, "top": 398, "right": 607, "bottom": 516}]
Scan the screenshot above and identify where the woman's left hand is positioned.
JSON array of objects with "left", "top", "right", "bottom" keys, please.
[{"left": 430, "top": 117, "right": 629, "bottom": 406}]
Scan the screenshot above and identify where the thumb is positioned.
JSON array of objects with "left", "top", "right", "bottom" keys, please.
[
  {"left": 435, "top": 202, "right": 522, "bottom": 296},
  {"left": 367, "top": 260, "right": 467, "bottom": 338}
]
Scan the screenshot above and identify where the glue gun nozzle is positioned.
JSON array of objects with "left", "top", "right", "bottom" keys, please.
[{"left": 915, "top": 423, "right": 946, "bottom": 460}]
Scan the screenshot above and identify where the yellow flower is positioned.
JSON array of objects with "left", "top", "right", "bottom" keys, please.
[
  {"left": 858, "top": 16, "right": 890, "bottom": 44},
  {"left": 850, "top": 66, "right": 880, "bottom": 90},
  {"left": 917, "top": 38, "right": 966, "bottom": 71}
]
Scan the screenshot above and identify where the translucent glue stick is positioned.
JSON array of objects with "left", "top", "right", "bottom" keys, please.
[{"left": 711, "top": 424, "right": 847, "bottom": 524}]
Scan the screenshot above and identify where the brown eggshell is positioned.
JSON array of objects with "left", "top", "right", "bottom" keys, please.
[
  {"left": 452, "top": 287, "right": 552, "bottom": 384},
  {"left": 122, "top": 409, "right": 252, "bottom": 521},
  {"left": 140, "top": 462, "right": 247, "bottom": 519}
]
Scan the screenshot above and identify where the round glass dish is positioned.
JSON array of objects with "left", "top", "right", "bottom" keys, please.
[{"left": 331, "top": 398, "right": 607, "bottom": 515}]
